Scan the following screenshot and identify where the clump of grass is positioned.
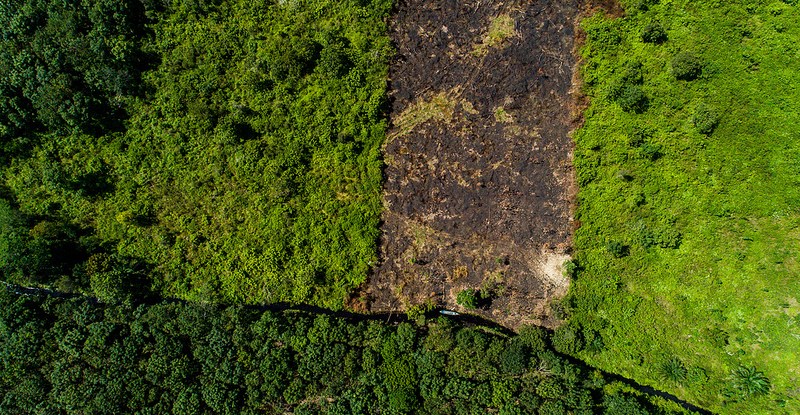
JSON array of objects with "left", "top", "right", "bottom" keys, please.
[
  {"left": 392, "top": 91, "right": 457, "bottom": 139},
  {"left": 493, "top": 106, "right": 513, "bottom": 123},
  {"left": 456, "top": 288, "right": 479, "bottom": 309},
  {"left": 660, "top": 357, "right": 687, "bottom": 383},
  {"left": 473, "top": 14, "right": 518, "bottom": 56},
  {"left": 731, "top": 366, "right": 771, "bottom": 397}
]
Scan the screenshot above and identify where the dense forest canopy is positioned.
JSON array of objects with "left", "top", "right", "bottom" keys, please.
[
  {"left": 0, "top": 0, "right": 391, "bottom": 308},
  {"left": 0, "top": 289, "right": 692, "bottom": 414}
]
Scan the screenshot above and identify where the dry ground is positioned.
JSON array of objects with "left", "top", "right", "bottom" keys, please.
[{"left": 361, "top": 0, "right": 587, "bottom": 329}]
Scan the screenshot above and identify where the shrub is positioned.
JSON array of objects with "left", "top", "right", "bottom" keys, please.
[
  {"left": 692, "top": 103, "right": 720, "bottom": 135},
  {"left": 551, "top": 323, "right": 583, "bottom": 355},
  {"left": 406, "top": 301, "right": 435, "bottom": 324},
  {"left": 671, "top": 51, "right": 704, "bottom": 80},
  {"left": 456, "top": 289, "right": 478, "bottom": 309},
  {"left": 517, "top": 325, "right": 547, "bottom": 353},
  {"left": 615, "top": 169, "right": 633, "bottom": 181},
  {"left": 627, "top": 125, "right": 652, "bottom": 147},
  {"left": 616, "top": 85, "right": 649, "bottom": 113},
  {"left": 619, "top": 61, "right": 644, "bottom": 85},
  {"left": 688, "top": 366, "right": 709, "bottom": 384},
  {"left": 606, "top": 241, "right": 629, "bottom": 258},
  {"left": 641, "top": 22, "right": 667, "bottom": 43},
  {"left": 549, "top": 298, "right": 568, "bottom": 320},
  {"left": 562, "top": 260, "right": 578, "bottom": 278},
  {"left": 584, "top": 18, "right": 622, "bottom": 52},
  {"left": 636, "top": 0, "right": 660, "bottom": 11},
  {"left": 638, "top": 142, "right": 662, "bottom": 160},
  {"left": 583, "top": 329, "right": 605, "bottom": 353},
  {"left": 731, "top": 366, "right": 771, "bottom": 397},
  {"left": 660, "top": 357, "right": 687, "bottom": 383},
  {"left": 318, "top": 42, "right": 352, "bottom": 78}
]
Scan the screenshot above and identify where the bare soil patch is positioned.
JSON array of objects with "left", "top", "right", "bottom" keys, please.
[{"left": 363, "top": 0, "right": 584, "bottom": 329}]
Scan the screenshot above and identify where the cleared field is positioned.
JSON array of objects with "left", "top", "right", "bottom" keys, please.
[
  {"left": 565, "top": 1, "right": 800, "bottom": 413},
  {"left": 365, "top": 0, "right": 581, "bottom": 329}
]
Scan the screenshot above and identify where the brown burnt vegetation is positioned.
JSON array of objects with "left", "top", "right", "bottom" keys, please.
[{"left": 362, "top": 0, "right": 591, "bottom": 329}]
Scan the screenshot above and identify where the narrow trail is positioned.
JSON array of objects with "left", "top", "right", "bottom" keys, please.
[{"left": 4, "top": 282, "right": 711, "bottom": 414}]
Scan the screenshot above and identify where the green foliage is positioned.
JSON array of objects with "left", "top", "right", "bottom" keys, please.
[
  {"left": 552, "top": 323, "right": 583, "bottom": 355},
  {"left": 608, "top": 62, "right": 647, "bottom": 113},
  {"left": 616, "top": 85, "right": 649, "bottom": 113},
  {"left": 0, "top": 291, "right": 690, "bottom": 415},
  {"left": 730, "top": 366, "right": 770, "bottom": 398},
  {"left": 571, "top": 1, "right": 800, "bottom": 413},
  {"left": 671, "top": 52, "right": 704, "bottom": 81},
  {"left": 0, "top": 0, "right": 148, "bottom": 138},
  {"left": 406, "top": 300, "right": 435, "bottom": 324},
  {"left": 638, "top": 142, "right": 662, "bottom": 161},
  {"left": 692, "top": 103, "right": 720, "bottom": 135},
  {"left": 606, "top": 241, "right": 628, "bottom": 258},
  {"left": 641, "top": 22, "right": 667, "bottom": 43},
  {"left": 0, "top": 0, "right": 393, "bottom": 308},
  {"left": 660, "top": 358, "right": 687, "bottom": 383},
  {"left": 456, "top": 289, "right": 478, "bottom": 309},
  {"left": 562, "top": 260, "right": 578, "bottom": 278}
]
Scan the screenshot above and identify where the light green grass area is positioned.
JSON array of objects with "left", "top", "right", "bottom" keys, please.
[{"left": 567, "top": 1, "right": 800, "bottom": 413}]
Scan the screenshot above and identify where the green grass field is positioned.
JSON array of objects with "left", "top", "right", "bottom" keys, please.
[{"left": 567, "top": 1, "right": 800, "bottom": 413}]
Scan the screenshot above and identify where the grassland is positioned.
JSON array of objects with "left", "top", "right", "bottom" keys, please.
[{"left": 566, "top": 1, "right": 800, "bottom": 413}]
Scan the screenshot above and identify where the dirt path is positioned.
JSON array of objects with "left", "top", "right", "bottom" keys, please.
[{"left": 361, "top": 0, "right": 586, "bottom": 329}]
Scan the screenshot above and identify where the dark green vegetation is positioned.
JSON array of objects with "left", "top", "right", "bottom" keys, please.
[
  {"left": 0, "top": 289, "right": 695, "bottom": 415},
  {"left": 568, "top": 0, "right": 800, "bottom": 414},
  {"left": 0, "top": 0, "right": 391, "bottom": 308}
]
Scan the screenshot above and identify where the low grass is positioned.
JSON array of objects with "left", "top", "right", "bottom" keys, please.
[
  {"left": 391, "top": 90, "right": 457, "bottom": 140},
  {"left": 473, "top": 14, "right": 518, "bottom": 56},
  {"left": 568, "top": 1, "right": 800, "bottom": 414}
]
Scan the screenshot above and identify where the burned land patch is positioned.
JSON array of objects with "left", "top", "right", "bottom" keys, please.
[{"left": 363, "top": 0, "right": 582, "bottom": 329}]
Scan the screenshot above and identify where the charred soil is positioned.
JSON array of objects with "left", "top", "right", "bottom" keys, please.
[{"left": 363, "top": 0, "right": 588, "bottom": 329}]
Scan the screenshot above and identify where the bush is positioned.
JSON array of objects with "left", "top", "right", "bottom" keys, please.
[
  {"left": 692, "top": 104, "right": 720, "bottom": 135},
  {"left": 641, "top": 22, "right": 667, "bottom": 43},
  {"left": 638, "top": 142, "right": 662, "bottom": 160},
  {"left": 584, "top": 329, "right": 605, "bottom": 353},
  {"left": 456, "top": 289, "right": 478, "bottom": 309},
  {"left": 627, "top": 125, "right": 652, "bottom": 147},
  {"left": 731, "top": 366, "right": 771, "bottom": 397},
  {"left": 660, "top": 357, "right": 687, "bottom": 383},
  {"left": 636, "top": 0, "right": 660, "bottom": 12},
  {"left": 517, "top": 325, "right": 547, "bottom": 353},
  {"left": 406, "top": 302, "right": 434, "bottom": 324},
  {"left": 616, "top": 85, "right": 649, "bottom": 113},
  {"left": 608, "top": 62, "right": 646, "bottom": 113},
  {"left": 606, "top": 241, "right": 629, "bottom": 258},
  {"left": 671, "top": 51, "right": 704, "bottom": 80},
  {"left": 562, "top": 260, "right": 578, "bottom": 279},
  {"left": 551, "top": 323, "right": 583, "bottom": 355}
]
